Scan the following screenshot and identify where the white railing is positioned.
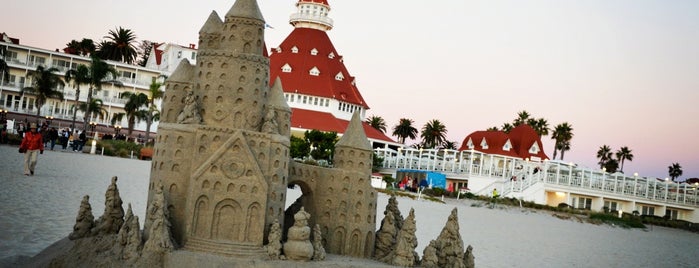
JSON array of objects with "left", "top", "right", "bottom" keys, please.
[{"left": 376, "top": 148, "right": 699, "bottom": 207}]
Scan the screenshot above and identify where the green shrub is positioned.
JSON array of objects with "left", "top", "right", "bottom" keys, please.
[
  {"left": 589, "top": 212, "right": 645, "bottom": 228},
  {"left": 96, "top": 139, "right": 144, "bottom": 158}
]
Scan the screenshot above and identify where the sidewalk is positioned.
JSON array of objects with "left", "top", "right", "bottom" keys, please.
[{"left": 0, "top": 144, "right": 151, "bottom": 259}]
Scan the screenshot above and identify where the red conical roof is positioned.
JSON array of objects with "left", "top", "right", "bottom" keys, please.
[
  {"left": 269, "top": 28, "right": 368, "bottom": 108},
  {"left": 298, "top": 0, "right": 329, "bottom": 6}
]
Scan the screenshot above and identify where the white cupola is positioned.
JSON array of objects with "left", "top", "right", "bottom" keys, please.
[{"left": 289, "top": 0, "right": 334, "bottom": 31}]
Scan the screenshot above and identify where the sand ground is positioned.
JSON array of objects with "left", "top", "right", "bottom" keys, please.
[{"left": 0, "top": 144, "right": 697, "bottom": 267}]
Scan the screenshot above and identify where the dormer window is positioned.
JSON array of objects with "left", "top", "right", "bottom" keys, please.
[
  {"left": 275, "top": 47, "right": 282, "bottom": 53},
  {"left": 467, "top": 138, "right": 474, "bottom": 150},
  {"left": 503, "top": 140, "right": 512, "bottom": 151},
  {"left": 291, "top": 46, "right": 299, "bottom": 53},
  {"left": 310, "top": 48, "right": 318, "bottom": 56},
  {"left": 480, "top": 138, "right": 488, "bottom": 150},
  {"left": 309, "top": 66, "right": 320, "bottom": 76},
  {"left": 335, "top": 72, "right": 344, "bottom": 81},
  {"left": 328, "top": 52, "right": 335, "bottom": 59},
  {"left": 282, "top": 63, "right": 292, "bottom": 73},
  {"left": 529, "top": 143, "right": 540, "bottom": 154}
]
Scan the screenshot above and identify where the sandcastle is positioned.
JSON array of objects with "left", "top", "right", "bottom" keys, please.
[{"left": 45, "top": 0, "right": 476, "bottom": 267}]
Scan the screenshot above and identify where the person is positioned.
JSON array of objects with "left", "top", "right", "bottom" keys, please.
[
  {"left": 48, "top": 127, "right": 58, "bottom": 150},
  {"left": 78, "top": 130, "right": 86, "bottom": 152},
  {"left": 60, "top": 128, "right": 70, "bottom": 150},
  {"left": 492, "top": 188, "right": 499, "bottom": 198},
  {"left": 19, "top": 123, "right": 44, "bottom": 176},
  {"left": 71, "top": 130, "right": 80, "bottom": 152}
]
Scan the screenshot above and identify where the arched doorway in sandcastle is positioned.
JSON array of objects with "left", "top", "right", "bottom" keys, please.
[{"left": 283, "top": 179, "right": 316, "bottom": 242}]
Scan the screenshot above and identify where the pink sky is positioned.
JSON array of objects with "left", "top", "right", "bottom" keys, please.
[{"left": 3, "top": 0, "right": 697, "bottom": 180}]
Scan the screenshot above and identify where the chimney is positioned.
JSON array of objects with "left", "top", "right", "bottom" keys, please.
[{"left": 190, "top": 44, "right": 196, "bottom": 49}]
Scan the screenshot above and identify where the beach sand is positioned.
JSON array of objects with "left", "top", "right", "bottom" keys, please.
[{"left": 1, "top": 144, "right": 697, "bottom": 267}]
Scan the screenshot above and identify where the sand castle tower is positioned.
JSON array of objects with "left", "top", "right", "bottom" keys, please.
[{"left": 147, "top": 0, "right": 291, "bottom": 256}]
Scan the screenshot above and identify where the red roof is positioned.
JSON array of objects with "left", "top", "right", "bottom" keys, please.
[
  {"left": 298, "top": 0, "right": 329, "bottom": 6},
  {"left": 290, "top": 108, "right": 395, "bottom": 143},
  {"left": 153, "top": 43, "right": 165, "bottom": 65},
  {"left": 269, "top": 28, "right": 368, "bottom": 108},
  {"left": 458, "top": 125, "right": 549, "bottom": 160}
]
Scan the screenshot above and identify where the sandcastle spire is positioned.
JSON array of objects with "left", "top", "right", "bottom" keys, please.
[
  {"left": 336, "top": 111, "right": 371, "bottom": 150},
  {"left": 199, "top": 11, "right": 223, "bottom": 34},
  {"left": 226, "top": 0, "right": 265, "bottom": 21},
  {"left": 270, "top": 77, "right": 291, "bottom": 112}
]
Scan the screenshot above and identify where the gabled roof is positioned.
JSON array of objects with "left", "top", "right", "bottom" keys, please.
[
  {"left": 290, "top": 108, "right": 394, "bottom": 143},
  {"left": 458, "top": 131, "right": 519, "bottom": 158},
  {"left": 508, "top": 124, "right": 549, "bottom": 160},
  {"left": 269, "top": 28, "right": 368, "bottom": 108},
  {"left": 458, "top": 124, "right": 549, "bottom": 160}
]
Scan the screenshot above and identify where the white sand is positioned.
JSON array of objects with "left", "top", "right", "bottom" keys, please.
[{"left": 1, "top": 144, "right": 697, "bottom": 267}]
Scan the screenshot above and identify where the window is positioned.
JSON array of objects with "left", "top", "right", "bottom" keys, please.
[
  {"left": 52, "top": 59, "right": 71, "bottom": 70},
  {"left": 503, "top": 140, "right": 512, "bottom": 151},
  {"left": 290, "top": 94, "right": 295, "bottom": 102},
  {"left": 529, "top": 143, "right": 540, "bottom": 154},
  {"left": 309, "top": 66, "right": 320, "bottom": 76},
  {"left": 310, "top": 48, "right": 318, "bottom": 55},
  {"left": 665, "top": 209, "right": 678, "bottom": 220},
  {"left": 335, "top": 72, "right": 344, "bottom": 81},
  {"left": 480, "top": 138, "right": 488, "bottom": 150},
  {"left": 302, "top": 96, "right": 307, "bottom": 104},
  {"left": 5, "top": 50, "right": 18, "bottom": 60},
  {"left": 191, "top": 52, "right": 196, "bottom": 60},
  {"left": 291, "top": 46, "right": 299, "bottom": 54},
  {"left": 324, "top": 99, "right": 329, "bottom": 107},
  {"left": 120, "top": 71, "right": 135, "bottom": 79},
  {"left": 328, "top": 52, "right": 335, "bottom": 59},
  {"left": 641, "top": 206, "right": 655, "bottom": 216},
  {"left": 282, "top": 63, "right": 292, "bottom": 73},
  {"left": 577, "top": 197, "right": 592, "bottom": 210},
  {"left": 177, "top": 51, "right": 182, "bottom": 58},
  {"left": 313, "top": 97, "right": 318, "bottom": 105},
  {"left": 603, "top": 201, "right": 619, "bottom": 211},
  {"left": 466, "top": 138, "right": 474, "bottom": 150}
]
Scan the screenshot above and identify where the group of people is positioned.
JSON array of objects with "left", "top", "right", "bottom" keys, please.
[{"left": 18, "top": 123, "right": 89, "bottom": 176}]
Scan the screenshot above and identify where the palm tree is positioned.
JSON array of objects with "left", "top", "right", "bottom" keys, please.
[
  {"left": 64, "top": 38, "right": 96, "bottom": 56},
  {"left": 551, "top": 122, "right": 573, "bottom": 160},
  {"left": 528, "top": 118, "right": 549, "bottom": 137},
  {"left": 366, "top": 115, "right": 387, "bottom": 133},
  {"left": 615, "top": 146, "right": 634, "bottom": 173},
  {"left": 486, "top": 126, "right": 499, "bottom": 131},
  {"left": 77, "top": 98, "right": 107, "bottom": 122},
  {"left": 668, "top": 163, "right": 683, "bottom": 182},
  {"left": 513, "top": 110, "right": 531, "bottom": 126},
  {"left": 596, "top": 145, "right": 612, "bottom": 169},
  {"left": 83, "top": 56, "right": 121, "bottom": 130},
  {"left": 64, "top": 65, "right": 91, "bottom": 129},
  {"left": 442, "top": 140, "right": 459, "bottom": 150},
  {"left": 420, "top": 119, "right": 447, "bottom": 149},
  {"left": 0, "top": 45, "right": 9, "bottom": 83},
  {"left": 120, "top": 92, "right": 148, "bottom": 136},
  {"left": 98, "top": 27, "right": 138, "bottom": 64},
  {"left": 392, "top": 118, "right": 418, "bottom": 144},
  {"left": 21, "top": 65, "right": 65, "bottom": 117},
  {"left": 557, "top": 140, "right": 571, "bottom": 160},
  {"left": 501, "top": 123, "right": 513, "bottom": 133},
  {"left": 143, "top": 79, "right": 165, "bottom": 143}
]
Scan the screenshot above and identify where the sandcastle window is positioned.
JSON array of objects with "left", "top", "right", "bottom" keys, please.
[
  {"left": 310, "top": 48, "right": 318, "bottom": 56},
  {"left": 291, "top": 46, "right": 299, "bottom": 53},
  {"left": 529, "top": 143, "right": 540, "bottom": 154},
  {"left": 335, "top": 72, "right": 344, "bottom": 81},
  {"left": 309, "top": 66, "right": 320, "bottom": 76},
  {"left": 480, "top": 138, "right": 488, "bottom": 150},
  {"left": 282, "top": 63, "right": 292, "bottom": 73},
  {"left": 328, "top": 52, "right": 335, "bottom": 59}
]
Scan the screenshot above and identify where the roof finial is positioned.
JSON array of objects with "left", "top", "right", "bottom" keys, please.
[{"left": 290, "top": 0, "right": 333, "bottom": 31}]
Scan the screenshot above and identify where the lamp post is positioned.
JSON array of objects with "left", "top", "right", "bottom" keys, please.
[
  {"left": 114, "top": 125, "right": 122, "bottom": 135},
  {"left": 89, "top": 122, "right": 97, "bottom": 135},
  {"left": 0, "top": 109, "right": 7, "bottom": 122},
  {"left": 45, "top": 115, "right": 54, "bottom": 126}
]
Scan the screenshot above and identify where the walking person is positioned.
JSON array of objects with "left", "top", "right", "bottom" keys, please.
[
  {"left": 77, "top": 130, "right": 86, "bottom": 152},
  {"left": 48, "top": 127, "right": 58, "bottom": 150},
  {"left": 60, "top": 128, "right": 70, "bottom": 150},
  {"left": 19, "top": 123, "right": 44, "bottom": 176}
]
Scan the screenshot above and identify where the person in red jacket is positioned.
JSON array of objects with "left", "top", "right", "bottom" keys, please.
[{"left": 19, "top": 122, "right": 44, "bottom": 176}]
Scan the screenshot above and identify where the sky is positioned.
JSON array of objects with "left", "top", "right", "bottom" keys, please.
[{"left": 3, "top": 0, "right": 698, "bottom": 180}]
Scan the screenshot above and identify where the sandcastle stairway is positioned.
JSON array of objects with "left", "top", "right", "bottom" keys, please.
[{"left": 184, "top": 237, "right": 267, "bottom": 258}]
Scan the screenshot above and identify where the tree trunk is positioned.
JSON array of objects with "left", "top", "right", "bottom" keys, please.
[
  {"left": 83, "top": 87, "right": 93, "bottom": 131},
  {"left": 71, "top": 87, "right": 80, "bottom": 129}
]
